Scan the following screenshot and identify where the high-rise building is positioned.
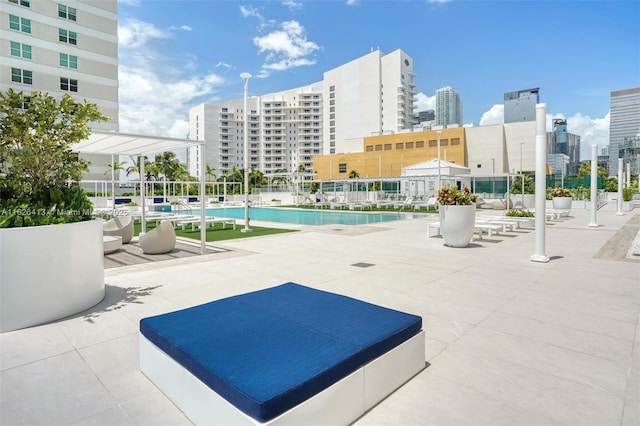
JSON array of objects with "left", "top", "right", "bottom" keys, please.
[
  {"left": 547, "top": 118, "right": 580, "bottom": 174},
  {"left": 504, "top": 88, "right": 539, "bottom": 123},
  {"left": 608, "top": 87, "right": 640, "bottom": 176},
  {"left": 435, "top": 86, "right": 462, "bottom": 127},
  {"left": 416, "top": 110, "right": 435, "bottom": 123},
  {"left": 1, "top": 0, "right": 119, "bottom": 179},
  {"left": 189, "top": 49, "right": 417, "bottom": 177}
]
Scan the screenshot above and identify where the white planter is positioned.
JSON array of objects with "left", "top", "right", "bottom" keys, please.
[
  {"left": 512, "top": 194, "right": 536, "bottom": 209},
  {"left": 0, "top": 220, "right": 105, "bottom": 332},
  {"left": 439, "top": 204, "right": 476, "bottom": 248},
  {"left": 552, "top": 197, "right": 572, "bottom": 210}
]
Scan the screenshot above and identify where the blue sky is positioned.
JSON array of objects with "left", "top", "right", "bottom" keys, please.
[{"left": 116, "top": 0, "right": 640, "bottom": 158}]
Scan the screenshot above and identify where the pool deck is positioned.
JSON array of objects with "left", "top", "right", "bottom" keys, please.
[{"left": 1, "top": 202, "right": 639, "bottom": 425}]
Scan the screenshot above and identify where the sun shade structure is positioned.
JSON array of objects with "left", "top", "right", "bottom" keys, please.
[{"left": 73, "top": 130, "right": 207, "bottom": 254}]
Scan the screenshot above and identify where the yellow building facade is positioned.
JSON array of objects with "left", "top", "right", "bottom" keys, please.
[{"left": 313, "top": 127, "right": 467, "bottom": 180}]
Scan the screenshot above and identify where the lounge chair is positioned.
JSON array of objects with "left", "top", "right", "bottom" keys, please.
[
  {"left": 394, "top": 197, "right": 414, "bottom": 210},
  {"left": 139, "top": 220, "right": 176, "bottom": 254},
  {"left": 103, "top": 215, "right": 133, "bottom": 244}
]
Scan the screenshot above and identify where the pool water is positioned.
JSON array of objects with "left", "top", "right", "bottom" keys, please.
[{"left": 192, "top": 207, "right": 416, "bottom": 226}]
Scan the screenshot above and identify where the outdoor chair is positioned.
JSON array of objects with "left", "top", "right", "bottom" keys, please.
[
  {"left": 139, "top": 220, "right": 176, "bottom": 254},
  {"left": 103, "top": 215, "right": 133, "bottom": 244}
]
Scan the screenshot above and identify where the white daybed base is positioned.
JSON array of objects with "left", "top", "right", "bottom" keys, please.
[{"left": 140, "top": 330, "right": 425, "bottom": 426}]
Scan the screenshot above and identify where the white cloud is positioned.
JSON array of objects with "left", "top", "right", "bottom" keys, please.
[
  {"left": 282, "top": 0, "right": 302, "bottom": 10},
  {"left": 479, "top": 104, "right": 504, "bottom": 126},
  {"left": 169, "top": 25, "right": 192, "bottom": 32},
  {"left": 118, "top": 0, "right": 140, "bottom": 6},
  {"left": 345, "top": 0, "right": 358, "bottom": 5},
  {"left": 427, "top": 0, "right": 452, "bottom": 3},
  {"left": 118, "top": 19, "right": 224, "bottom": 139},
  {"left": 253, "top": 20, "right": 319, "bottom": 74},
  {"left": 118, "top": 19, "right": 171, "bottom": 48},
  {"left": 478, "top": 105, "right": 610, "bottom": 160},
  {"left": 415, "top": 92, "right": 435, "bottom": 111},
  {"left": 240, "top": 5, "right": 262, "bottom": 19},
  {"left": 215, "top": 61, "right": 232, "bottom": 69},
  {"left": 566, "top": 112, "right": 610, "bottom": 160}
]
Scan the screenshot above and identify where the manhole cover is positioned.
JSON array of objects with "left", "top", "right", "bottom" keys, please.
[{"left": 351, "top": 262, "right": 375, "bottom": 268}]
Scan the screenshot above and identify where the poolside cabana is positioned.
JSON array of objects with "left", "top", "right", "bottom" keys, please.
[
  {"left": 401, "top": 158, "right": 471, "bottom": 195},
  {"left": 72, "top": 131, "right": 207, "bottom": 254}
]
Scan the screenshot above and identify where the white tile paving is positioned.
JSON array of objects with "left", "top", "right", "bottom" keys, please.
[{"left": 1, "top": 203, "right": 639, "bottom": 425}]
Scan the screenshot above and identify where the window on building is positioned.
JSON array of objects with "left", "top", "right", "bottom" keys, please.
[
  {"left": 58, "top": 29, "right": 77, "bottom": 45},
  {"left": 58, "top": 4, "right": 76, "bottom": 21},
  {"left": 416, "top": 141, "right": 424, "bottom": 148},
  {"left": 329, "top": 100, "right": 335, "bottom": 106},
  {"left": 9, "top": 15, "right": 31, "bottom": 33},
  {"left": 11, "top": 67, "right": 32, "bottom": 84},
  {"left": 329, "top": 92, "right": 335, "bottom": 99},
  {"left": 384, "top": 144, "right": 392, "bottom": 150},
  {"left": 396, "top": 143, "right": 404, "bottom": 150},
  {"left": 9, "top": 0, "right": 30, "bottom": 7},
  {"left": 329, "top": 85, "right": 335, "bottom": 91},
  {"left": 428, "top": 140, "right": 437, "bottom": 147},
  {"left": 375, "top": 145, "right": 382, "bottom": 151},
  {"left": 60, "top": 77, "right": 77, "bottom": 92},
  {"left": 406, "top": 142, "right": 414, "bottom": 149},
  {"left": 59, "top": 53, "right": 77, "bottom": 69},
  {"left": 329, "top": 113, "right": 335, "bottom": 119},
  {"left": 440, "top": 139, "right": 448, "bottom": 146},
  {"left": 338, "top": 163, "right": 347, "bottom": 173},
  {"left": 330, "top": 134, "right": 335, "bottom": 140},
  {"left": 366, "top": 145, "right": 374, "bottom": 152},
  {"left": 330, "top": 106, "right": 335, "bottom": 112},
  {"left": 10, "top": 41, "right": 31, "bottom": 59},
  {"left": 330, "top": 120, "right": 335, "bottom": 126},
  {"left": 451, "top": 138, "right": 460, "bottom": 145}
]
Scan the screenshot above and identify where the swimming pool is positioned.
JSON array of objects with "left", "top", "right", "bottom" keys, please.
[{"left": 193, "top": 207, "right": 416, "bottom": 226}]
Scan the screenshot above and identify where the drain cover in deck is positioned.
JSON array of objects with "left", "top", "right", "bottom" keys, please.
[{"left": 351, "top": 262, "right": 375, "bottom": 268}]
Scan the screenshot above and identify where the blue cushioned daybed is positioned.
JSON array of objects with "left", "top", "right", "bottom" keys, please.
[{"left": 139, "top": 283, "right": 425, "bottom": 425}]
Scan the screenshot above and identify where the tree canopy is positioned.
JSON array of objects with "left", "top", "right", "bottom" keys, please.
[{"left": 0, "top": 89, "right": 108, "bottom": 226}]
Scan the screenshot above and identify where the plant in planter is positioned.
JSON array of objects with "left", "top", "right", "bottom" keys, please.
[
  {"left": 505, "top": 209, "right": 534, "bottom": 218},
  {"left": 550, "top": 187, "right": 572, "bottom": 210},
  {"left": 550, "top": 187, "right": 572, "bottom": 198},
  {"left": 0, "top": 89, "right": 108, "bottom": 332},
  {"left": 437, "top": 186, "right": 477, "bottom": 247}
]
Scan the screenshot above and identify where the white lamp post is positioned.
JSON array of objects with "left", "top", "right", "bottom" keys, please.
[
  {"left": 436, "top": 130, "right": 442, "bottom": 191},
  {"left": 520, "top": 143, "right": 524, "bottom": 206},
  {"left": 240, "top": 72, "right": 252, "bottom": 233}
]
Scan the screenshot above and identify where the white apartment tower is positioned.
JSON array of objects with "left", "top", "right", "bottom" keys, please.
[
  {"left": 1, "top": 0, "right": 119, "bottom": 178},
  {"left": 189, "top": 49, "right": 416, "bottom": 178},
  {"left": 188, "top": 82, "right": 323, "bottom": 180},
  {"left": 323, "top": 49, "right": 416, "bottom": 154},
  {"left": 435, "top": 86, "right": 462, "bottom": 127}
]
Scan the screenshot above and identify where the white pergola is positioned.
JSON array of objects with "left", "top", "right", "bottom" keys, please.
[{"left": 73, "top": 130, "right": 207, "bottom": 255}]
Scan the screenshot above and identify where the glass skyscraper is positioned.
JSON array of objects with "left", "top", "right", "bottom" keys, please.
[
  {"left": 609, "top": 87, "right": 640, "bottom": 175},
  {"left": 435, "top": 86, "right": 462, "bottom": 127}
]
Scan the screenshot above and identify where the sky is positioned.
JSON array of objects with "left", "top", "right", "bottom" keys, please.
[{"left": 116, "top": 0, "right": 640, "bottom": 160}]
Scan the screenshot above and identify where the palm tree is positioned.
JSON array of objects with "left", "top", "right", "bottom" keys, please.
[
  {"left": 349, "top": 170, "right": 360, "bottom": 179},
  {"left": 271, "top": 168, "right": 289, "bottom": 187},
  {"left": 205, "top": 164, "right": 217, "bottom": 195},
  {"left": 104, "top": 160, "right": 125, "bottom": 178}
]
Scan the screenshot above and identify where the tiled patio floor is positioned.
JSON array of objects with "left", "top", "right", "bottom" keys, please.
[{"left": 1, "top": 202, "right": 638, "bottom": 425}]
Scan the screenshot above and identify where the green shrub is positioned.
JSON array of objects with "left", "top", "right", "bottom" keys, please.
[{"left": 505, "top": 209, "right": 534, "bottom": 217}]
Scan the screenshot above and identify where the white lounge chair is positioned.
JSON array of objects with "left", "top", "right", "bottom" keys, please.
[
  {"left": 103, "top": 215, "right": 133, "bottom": 244},
  {"left": 394, "top": 197, "right": 414, "bottom": 210},
  {"left": 175, "top": 216, "right": 236, "bottom": 231},
  {"left": 139, "top": 221, "right": 176, "bottom": 254}
]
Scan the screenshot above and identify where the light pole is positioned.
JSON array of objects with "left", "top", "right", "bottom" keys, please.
[
  {"left": 240, "top": 72, "right": 252, "bottom": 233},
  {"left": 437, "top": 130, "right": 442, "bottom": 192},
  {"left": 520, "top": 143, "right": 524, "bottom": 206}
]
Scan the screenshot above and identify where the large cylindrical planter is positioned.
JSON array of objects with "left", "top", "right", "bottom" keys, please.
[
  {"left": 0, "top": 220, "right": 105, "bottom": 332},
  {"left": 439, "top": 204, "right": 476, "bottom": 247},
  {"left": 552, "top": 197, "right": 572, "bottom": 210}
]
